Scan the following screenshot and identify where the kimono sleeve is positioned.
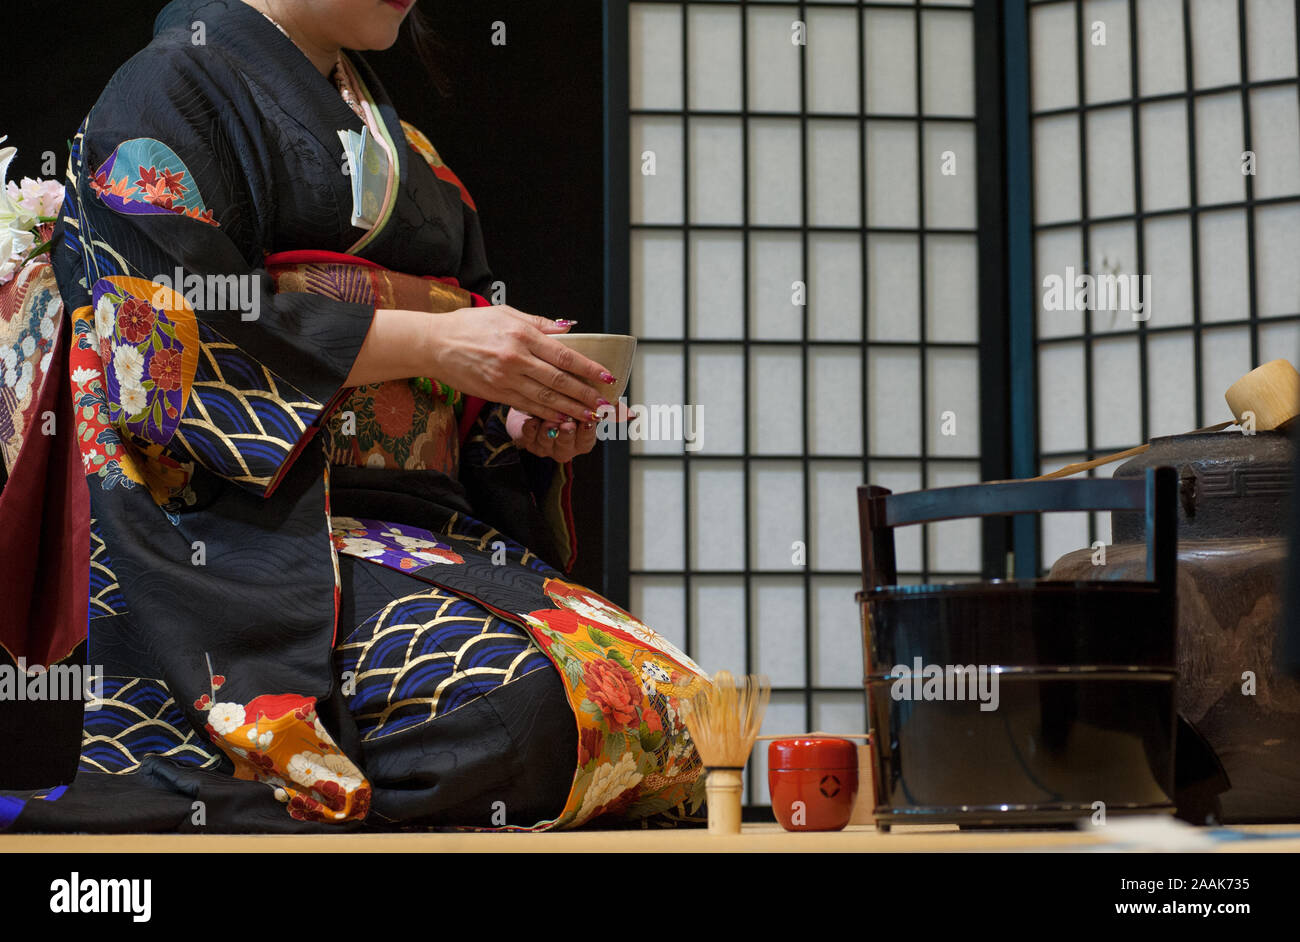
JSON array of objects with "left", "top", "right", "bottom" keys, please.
[{"left": 65, "top": 46, "right": 374, "bottom": 498}]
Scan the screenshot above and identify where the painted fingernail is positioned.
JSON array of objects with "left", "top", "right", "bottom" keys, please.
[
  {"left": 547, "top": 428, "right": 559, "bottom": 440},
  {"left": 600, "top": 372, "right": 616, "bottom": 384},
  {"left": 555, "top": 319, "right": 577, "bottom": 328},
  {"left": 596, "top": 398, "right": 610, "bottom": 407},
  {"left": 587, "top": 410, "right": 601, "bottom": 422}
]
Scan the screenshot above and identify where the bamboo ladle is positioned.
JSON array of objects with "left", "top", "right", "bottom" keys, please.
[{"left": 1031, "top": 358, "right": 1300, "bottom": 480}]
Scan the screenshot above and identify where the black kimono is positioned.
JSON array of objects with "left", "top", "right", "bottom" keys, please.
[{"left": 0, "top": 0, "right": 706, "bottom": 833}]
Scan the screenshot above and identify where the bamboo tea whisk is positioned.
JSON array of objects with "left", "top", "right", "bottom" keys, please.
[{"left": 680, "top": 670, "right": 771, "bottom": 835}]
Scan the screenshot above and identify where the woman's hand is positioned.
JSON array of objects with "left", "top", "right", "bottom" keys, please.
[
  {"left": 506, "top": 408, "right": 599, "bottom": 462},
  {"left": 507, "top": 400, "right": 634, "bottom": 462},
  {"left": 423, "top": 306, "right": 615, "bottom": 422}
]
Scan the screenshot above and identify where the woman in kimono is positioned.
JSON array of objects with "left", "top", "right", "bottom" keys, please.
[{"left": 2, "top": 0, "right": 707, "bottom": 832}]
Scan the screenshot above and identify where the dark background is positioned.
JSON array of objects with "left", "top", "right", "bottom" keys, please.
[{"left": 1, "top": 0, "right": 614, "bottom": 788}]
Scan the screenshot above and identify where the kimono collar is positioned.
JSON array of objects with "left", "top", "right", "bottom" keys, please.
[{"left": 151, "top": 0, "right": 410, "bottom": 197}]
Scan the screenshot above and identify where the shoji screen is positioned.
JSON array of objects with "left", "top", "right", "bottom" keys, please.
[
  {"left": 1029, "top": 0, "right": 1300, "bottom": 569},
  {"left": 627, "top": 0, "right": 981, "bottom": 804}
]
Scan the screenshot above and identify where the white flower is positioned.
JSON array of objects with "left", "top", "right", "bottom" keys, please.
[
  {"left": 81, "top": 449, "right": 98, "bottom": 472},
  {"left": 119, "top": 382, "right": 148, "bottom": 417},
  {"left": 94, "top": 295, "right": 116, "bottom": 343},
  {"left": 14, "top": 375, "right": 30, "bottom": 402},
  {"left": 111, "top": 344, "right": 144, "bottom": 386},
  {"left": 574, "top": 751, "right": 642, "bottom": 825},
  {"left": 207, "top": 702, "right": 246, "bottom": 735},
  {"left": 339, "top": 537, "right": 386, "bottom": 558},
  {"left": 19, "top": 334, "right": 35, "bottom": 358},
  {"left": 39, "top": 351, "right": 51, "bottom": 377},
  {"left": 287, "top": 751, "right": 331, "bottom": 787},
  {"left": 40, "top": 314, "right": 54, "bottom": 339},
  {"left": 71, "top": 366, "right": 101, "bottom": 387},
  {"left": 44, "top": 297, "right": 60, "bottom": 320},
  {"left": 0, "top": 145, "right": 40, "bottom": 233},
  {"left": 331, "top": 516, "right": 365, "bottom": 531},
  {"left": 2, "top": 347, "right": 16, "bottom": 374}
]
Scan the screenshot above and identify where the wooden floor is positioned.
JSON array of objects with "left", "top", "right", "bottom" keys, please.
[{"left": 6, "top": 822, "right": 1300, "bottom": 853}]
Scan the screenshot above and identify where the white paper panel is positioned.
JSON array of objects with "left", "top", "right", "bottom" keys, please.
[
  {"left": 1259, "top": 320, "right": 1300, "bottom": 364},
  {"left": 752, "top": 694, "right": 807, "bottom": 805},
  {"left": 688, "top": 5, "right": 742, "bottom": 111},
  {"left": 689, "top": 118, "right": 744, "bottom": 225},
  {"left": 628, "top": 576, "right": 687, "bottom": 653},
  {"left": 1039, "top": 343, "right": 1088, "bottom": 453},
  {"left": 1033, "top": 114, "right": 1082, "bottom": 225},
  {"left": 866, "top": 461, "right": 923, "bottom": 572},
  {"left": 1200, "top": 326, "right": 1253, "bottom": 422},
  {"left": 1247, "top": 0, "right": 1299, "bottom": 81},
  {"left": 1191, "top": 0, "right": 1242, "bottom": 87},
  {"left": 1139, "top": 101, "right": 1191, "bottom": 212},
  {"left": 922, "top": 10, "right": 976, "bottom": 116},
  {"left": 812, "top": 692, "right": 868, "bottom": 737},
  {"left": 1091, "top": 460, "right": 1115, "bottom": 554},
  {"left": 629, "top": 460, "right": 684, "bottom": 569},
  {"left": 1195, "top": 93, "right": 1246, "bottom": 205},
  {"left": 750, "top": 466, "right": 806, "bottom": 572},
  {"left": 867, "top": 121, "right": 920, "bottom": 227},
  {"left": 690, "top": 460, "right": 746, "bottom": 569},
  {"left": 867, "top": 347, "right": 921, "bottom": 455},
  {"left": 1086, "top": 108, "right": 1135, "bottom": 218},
  {"left": 1198, "top": 209, "right": 1250, "bottom": 322},
  {"left": 812, "top": 579, "right": 864, "bottom": 686},
  {"left": 1255, "top": 204, "right": 1300, "bottom": 318},
  {"left": 750, "top": 347, "right": 804, "bottom": 453},
  {"left": 864, "top": 9, "right": 917, "bottom": 115},
  {"left": 1082, "top": 0, "right": 1133, "bottom": 103},
  {"left": 1138, "top": 0, "right": 1188, "bottom": 96},
  {"left": 749, "top": 118, "right": 803, "bottom": 225},
  {"left": 689, "top": 346, "right": 745, "bottom": 454},
  {"left": 1040, "top": 500, "right": 1091, "bottom": 574},
  {"left": 808, "top": 7, "right": 860, "bottom": 114},
  {"left": 1143, "top": 214, "right": 1195, "bottom": 328},
  {"left": 926, "top": 462, "right": 982, "bottom": 573},
  {"left": 630, "top": 3, "right": 683, "bottom": 110},
  {"left": 754, "top": 586, "right": 808, "bottom": 686},
  {"left": 1090, "top": 335, "right": 1142, "bottom": 450},
  {"left": 632, "top": 230, "right": 684, "bottom": 339},
  {"left": 926, "top": 235, "right": 979, "bottom": 343},
  {"left": 809, "top": 349, "right": 863, "bottom": 456},
  {"left": 631, "top": 345, "right": 685, "bottom": 455},
  {"left": 630, "top": 116, "right": 684, "bottom": 225},
  {"left": 1146, "top": 331, "right": 1198, "bottom": 437},
  {"left": 749, "top": 231, "right": 804, "bottom": 339},
  {"left": 1030, "top": 3, "right": 1079, "bottom": 112},
  {"left": 690, "top": 231, "right": 744, "bottom": 338},
  {"left": 809, "top": 233, "right": 863, "bottom": 341},
  {"left": 924, "top": 122, "right": 977, "bottom": 229},
  {"left": 809, "top": 120, "right": 861, "bottom": 227},
  {"left": 810, "top": 463, "right": 862, "bottom": 572},
  {"left": 690, "top": 577, "right": 748, "bottom": 674},
  {"left": 747, "top": 5, "right": 802, "bottom": 112},
  {"left": 1250, "top": 87, "right": 1300, "bottom": 200},
  {"left": 867, "top": 235, "right": 920, "bottom": 341},
  {"left": 1087, "top": 220, "right": 1139, "bottom": 334},
  {"left": 1036, "top": 226, "right": 1086, "bottom": 339},
  {"left": 926, "top": 348, "right": 980, "bottom": 456}
]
